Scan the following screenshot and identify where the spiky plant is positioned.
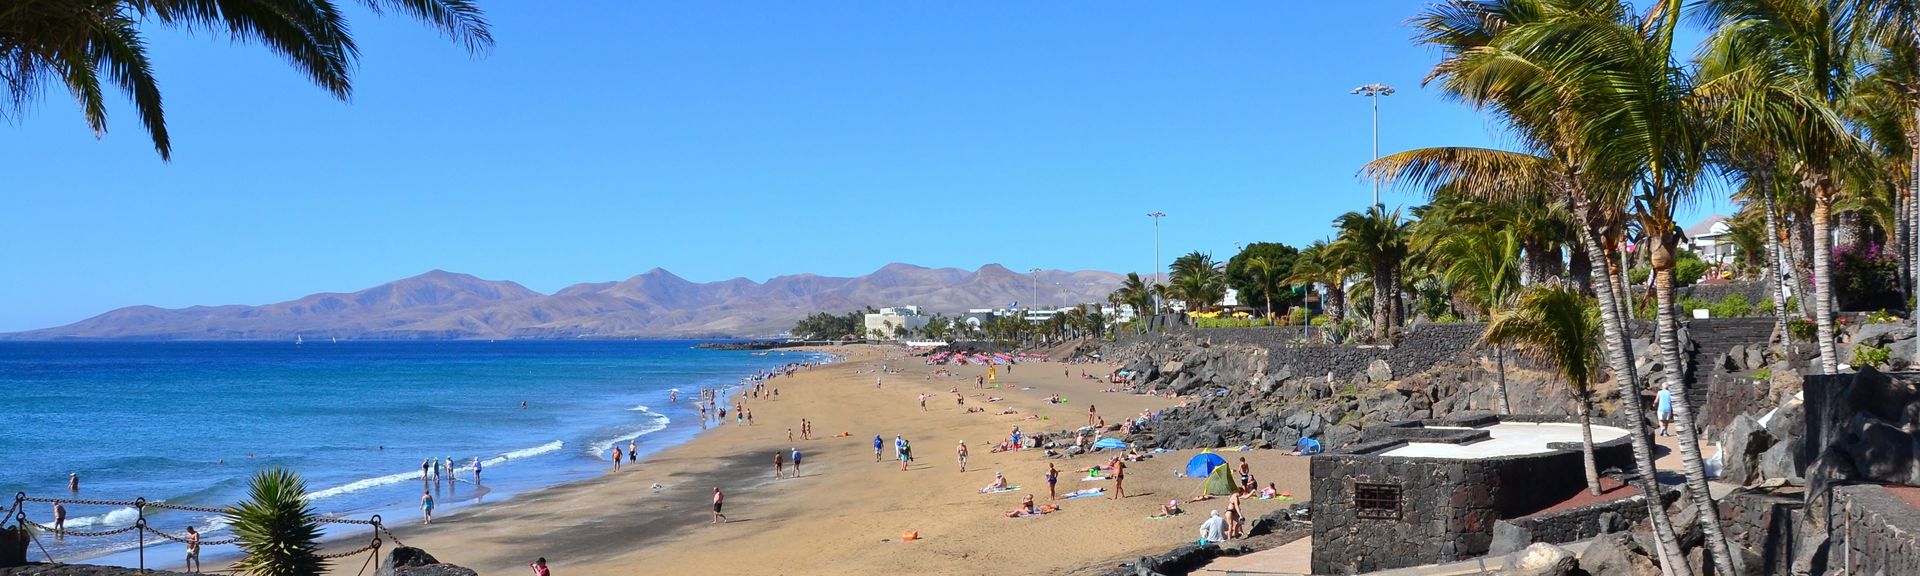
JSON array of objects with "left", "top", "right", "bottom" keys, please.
[{"left": 227, "top": 468, "right": 326, "bottom": 576}]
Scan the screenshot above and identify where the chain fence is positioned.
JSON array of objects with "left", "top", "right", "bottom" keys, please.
[{"left": 9, "top": 492, "right": 395, "bottom": 575}]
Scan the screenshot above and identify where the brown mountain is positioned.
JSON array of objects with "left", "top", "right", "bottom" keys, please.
[{"left": 7, "top": 264, "right": 1125, "bottom": 340}]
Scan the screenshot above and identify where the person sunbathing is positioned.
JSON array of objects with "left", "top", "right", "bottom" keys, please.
[
  {"left": 1160, "top": 500, "right": 1184, "bottom": 517},
  {"left": 980, "top": 472, "right": 1009, "bottom": 492}
]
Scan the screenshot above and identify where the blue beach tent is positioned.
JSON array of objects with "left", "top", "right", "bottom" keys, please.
[
  {"left": 1092, "top": 437, "right": 1128, "bottom": 450},
  {"left": 1184, "top": 452, "right": 1227, "bottom": 477}
]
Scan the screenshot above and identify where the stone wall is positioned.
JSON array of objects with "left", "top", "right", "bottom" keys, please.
[
  {"left": 1308, "top": 416, "right": 1635, "bottom": 574},
  {"left": 1487, "top": 493, "right": 1655, "bottom": 556},
  {"left": 1719, "top": 487, "right": 1804, "bottom": 576},
  {"left": 1192, "top": 323, "right": 1487, "bottom": 382},
  {"left": 1826, "top": 484, "right": 1920, "bottom": 576}
]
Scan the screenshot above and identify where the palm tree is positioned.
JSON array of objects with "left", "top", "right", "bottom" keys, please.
[
  {"left": 1483, "top": 282, "right": 1607, "bottom": 495},
  {"left": 1383, "top": 2, "right": 1704, "bottom": 571},
  {"left": 0, "top": 1, "right": 492, "bottom": 161},
  {"left": 1851, "top": 0, "right": 1920, "bottom": 313},
  {"left": 227, "top": 468, "right": 326, "bottom": 576},
  {"left": 1288, "top": 240, "right": 1350, "bottom": 331},
  {"left": 1331, "top": 206, "right": 1410, "bottom": 340},
  {"left": 1430, "top": 223, "right": 1523, "bottom": 413},
  {"left": 1111, "top": 272, "right": 1156, "bottom": 321},
  {"left": 1168, "top": 251, "right": 1227, "bottom": 313},
  {"left": 1244, "top": 255, "right": 1288, "bottom": 321}
]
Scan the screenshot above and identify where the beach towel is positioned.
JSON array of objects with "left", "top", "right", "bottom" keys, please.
[
  {"left": 1081, "top": 476, "right": 1109, "bottom": 482},
  {"left": 980, "top": 486, "right": 1023, "bottom": 494},
  {"left": 1146, "top": 513, "right": 1183, "bottom": 520},
  {"left": 1062, "top": 488, "right": 1105, "bottom": 500}
]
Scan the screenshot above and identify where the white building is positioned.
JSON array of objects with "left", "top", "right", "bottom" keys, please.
[
  {"left": 1685, "top": 214, "right": 1736, "bottom": 265},
  {"left": 864, "top": 306, "right": 930, "bottom": 340}
]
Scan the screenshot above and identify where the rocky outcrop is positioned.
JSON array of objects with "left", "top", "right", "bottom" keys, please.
[
  {"left": 1795, "top": 368, "right": 1920, "bottom": 574},
  {"left": 1506, "top": 542, "right": 1577, "bottom": 576},
  {"left": 1107, "top": 326, "right": 1588, "bottom": 452},
  {"left": 375, "top": 548, "right": 478, "bottom": 576}
]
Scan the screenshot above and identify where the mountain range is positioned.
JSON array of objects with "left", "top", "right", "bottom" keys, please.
[{"left": 5, "top": 264, "right": 1126, "bottom": 340}]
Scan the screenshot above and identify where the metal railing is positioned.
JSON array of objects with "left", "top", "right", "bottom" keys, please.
[{"left": 8, "top": 491, "right": 404, "bottom": 574}]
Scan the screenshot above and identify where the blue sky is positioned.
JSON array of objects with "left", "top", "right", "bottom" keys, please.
[{"left": 0, "top": 1, "right": 1729, "bottom": 331}]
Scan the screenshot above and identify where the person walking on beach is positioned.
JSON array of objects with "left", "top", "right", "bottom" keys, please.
[
  {"left": 789, "top": 428, "right": 795, "bottom": 443},
  {"left": 422, "top": 459, "right": 432, "bottom": 480},
  {"left": 791, "top": 447, "right": 802, "bottom": 477},
  {"left": 711, "top": 488, "right": 727, "bottom": 524},
  {"left": 51, "top": 501, "right": 65, "bottom": 538},
  {"left": 628, "top": 440, "right": 638, "bottom": 463},
  {"left": 874, "top": 434, "right": 884, "bottom": 462},
  {"left": 421, "top": 491, "right": 435, "bottom": 525},
  {"left": 1045, "top": 464, "right": 1059, "bottom": 500},
  {"left": 184, "top": 526, "right": 201, "bottom": 573},
  {"left": 1108, "top": 459, "right": 1127, "bottom": 500},
  {"left": 529, "top": 557, "right": 550, "bottom": 576},
  {"left": 956, "top": 441, "right": 969, "bottom": 472},
  {"left": 774, "top": 450, "right": 785, "bottom": 479},
  {"left": 473, "top": 457, "right": 483, "bottom": 484},
  {"left": 611, "top": 446, "right": 623, "bottom": 469}
]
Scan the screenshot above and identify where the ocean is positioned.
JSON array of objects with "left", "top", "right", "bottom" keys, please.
[{"left": 0, "top": 340, "right": 826, "bottom": 565}]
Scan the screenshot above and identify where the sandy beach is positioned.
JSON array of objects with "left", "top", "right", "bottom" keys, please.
[{"left": 334, "top": 344, "right": 1312, "bottom": 576}]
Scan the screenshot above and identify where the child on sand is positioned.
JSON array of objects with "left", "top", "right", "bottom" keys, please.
[{"left": 529, "top": 558, "right": 550, "bottom": 576}]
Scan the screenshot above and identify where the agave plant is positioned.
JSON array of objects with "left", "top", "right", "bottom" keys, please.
[{"left": 227, "top": 468, "right": 326, "bottom": 576}]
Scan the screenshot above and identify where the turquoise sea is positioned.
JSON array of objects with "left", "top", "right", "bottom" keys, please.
[{"left": 0, "top": 340, "right": 825, "bottom": 565}]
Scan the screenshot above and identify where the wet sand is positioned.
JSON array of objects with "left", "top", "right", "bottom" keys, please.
[{"left": 327, "top": 344, "right": 1313, "bottom": 576}]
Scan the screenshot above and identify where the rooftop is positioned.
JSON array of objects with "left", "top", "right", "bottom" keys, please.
[{"left": 1378, "top": 422, "right": 1629, "bottom": 460}]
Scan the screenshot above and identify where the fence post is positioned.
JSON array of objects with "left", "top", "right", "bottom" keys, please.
[{"left": 134, "top": 497, "right": 145, "bottom": 573}]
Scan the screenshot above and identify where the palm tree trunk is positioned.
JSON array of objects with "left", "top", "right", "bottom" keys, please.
[
  {"left": 1652, "top": 229, "right": 1739, "bottom": 575},
  {"left": 1570, "top": 240, "right": 1593, "bottom": 295},
  {"left": 1570, "top": 191, "right": 1691, "bottom": 576},
  {"left": 1812, "top": 181, "right": 1841, "bottom": 374},
  {"left": 1762, "top": 168, "right": 1793, "bottom": 347},
  {"left": 1374, "top": 262, "right": 1392, "bottom": 340},
  {"left": 1909, "top": 123, "right": 1919, "bottom": 369},
  {"left": 1494, "top": 348, "right": 1511, "bottom": 414},
  {"left": 1579, "top": 398, "right": 1601, "bottom": 496},
  {"left": 1793, "top": 214, "right": 1816, "bottom": 317}
]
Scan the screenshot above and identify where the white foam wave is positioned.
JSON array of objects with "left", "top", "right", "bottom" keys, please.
[
  {"left": 587, "top": 415, "right": 671, "bottom": 459},
  {"left": 483, "top": 440, "right": 564, "bottom": 467},
  {"left": 64, "top": 506, "right": 140, "bottom": 528},
  {"left": 629, "top": 404, "right": 650, "bottom": 412},
  {"left": 305, "top": 469, "right": 421, "bottom": 501}
]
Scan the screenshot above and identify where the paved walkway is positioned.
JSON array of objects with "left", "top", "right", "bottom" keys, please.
[{"left": 1196, "top": 537, "right": 1312, "bottom": 575}]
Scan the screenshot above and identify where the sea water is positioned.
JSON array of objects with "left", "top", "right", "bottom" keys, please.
[{"left": 0, "top": 340, "right": 824, "bottom": 565}]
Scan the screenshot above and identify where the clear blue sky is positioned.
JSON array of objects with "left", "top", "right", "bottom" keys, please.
[{"left": 0, "top": 1, "right": 1728, "bottom": 332}]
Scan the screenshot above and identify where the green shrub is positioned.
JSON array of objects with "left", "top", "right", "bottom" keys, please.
[
  {"left": 1678, "top": 297, "right": 1713, "bottom": 315},
  {"left": 1674, "top": 250, "right": 1708, "bottom": 287},
  {"left": 1788, "top": 318, "right": 1817, "bottom": 342},
  {"left": 1752, "top": 367, "right": 1772, "bottom": 380},
  {"left": 1709, "top": 294, "right": 1753, "bottom": 318},
  {"left": 1287, "top": 307, "right": 1309, "bottom": 325},
  {"left": 1854, "top": 343, "right": 1892, "bottom": 369},
  {"left": 1629, "top": 267, "right": 1651, "bottom": 285},
  {"left": 1865, "top": 309, "right": 1900, "bottom": 324}
]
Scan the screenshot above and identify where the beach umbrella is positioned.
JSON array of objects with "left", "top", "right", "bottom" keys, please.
[
  {"left": 1184, "top": 452, "right": 1227, "bottom": 477},
  {"left": 1092, "top": 437, "right": 1128, "bottom": 450}
]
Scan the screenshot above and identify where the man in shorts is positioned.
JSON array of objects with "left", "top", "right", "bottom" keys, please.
[
  {"left": 711, "top": 487, "right": 727, "bottom": 524},
  {"left": 873, "top": 434, "right": 883, "bottom": 462},
  {"left": 791, "top": 447, "right": 802, "bottom": 477},
  {"left": 957, "top": 441, "right": 969, "bottom": 473},
  {"left": 185, "top": 526, "right": 201, "bottom": 573}
]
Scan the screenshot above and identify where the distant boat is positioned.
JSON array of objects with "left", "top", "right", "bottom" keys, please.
[
  {"left": 295, "top": 335, "right": 304, "bottom": 345},
  {"left": 331, "top": 337, "right": 338, "bottom": 344}
]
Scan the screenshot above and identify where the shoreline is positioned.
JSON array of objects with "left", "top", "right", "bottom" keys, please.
[
  {"left": 58, "top": 347, "right": 841, "bottom": 571},
  {"left": 314, "top": 344, "right": 1314, "bottom": 576}
]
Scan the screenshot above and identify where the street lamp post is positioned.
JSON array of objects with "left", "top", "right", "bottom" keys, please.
[
  {"left": 1030, "top": 268, "right": 1041, "bottom": 312},
  {"left": 1147, "top": 211, "right": 1166, "bottom": 313},
  {"left": 1351, "top": 84, "right": 1394, "bottom": 208}
]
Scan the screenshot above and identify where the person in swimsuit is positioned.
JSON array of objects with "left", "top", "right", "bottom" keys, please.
[
  {"left": 791, "top": 447, "right": 802, "bottom": 477},
  {"left": 956, "top": 441, "right": 969, "bottom": 472},
  {"left": 421, "top": 491, "right": 435, "bottom": 525},
  {"left": 422, "top": 459, "right": 431, "bottom": 480},
  {"left": 774, "top": 450, "right": 785, "bottom": 479},
  {"left": 473, "top": 458, "right": 482, "bottom": 484},
  {"left": 185, "top": 526, "right": 201, "bottom": 572},
  {"left": 1046, "top": 464, "right": 1059, "bottom": 500},
  {"left": 68, "top": 472, "right": 78, "bottom": 493},
  {"left": 1109, "top": 459, "right": 1127, "bottom": 500},
  {"left": 529, "top": 557, "right": 550, "bottom": 576},
  {"left": 51, "top": 501, "right": 65, "bottom": 539},
  {"left": 628, "top": 440, "right": 638, "bottom": 463},
  {"left": 612, "top": 446, "right": 623, "bottom": 468},
  {"left": 711, "top": 487, "right": 727, "bottom": 524},
  {"left": 1088, "top": 404, "right": 1098, "bottom": 427}
]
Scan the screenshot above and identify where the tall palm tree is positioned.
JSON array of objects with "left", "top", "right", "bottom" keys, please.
[
  {"left": 0, "top": 0, "right": 492, "bottom": 160},
  {"left": 1244, "top": 255, "right": 1288, "bottom": 321},
  {"left": 1288, "top": 240, "right": 1350, "bottom": 327},
  {"left": 1851, "top": 0, "right": 1920, "bottom": 316},
  {"left": 1331, "top": 206, "right": 1410, "bottom": 340},
  {"left": 1382, "top": 1, "right": 1707, "bottom": 571},
  {"left": 1483, "top": 282, "right": 1606, "bottom": 495},
  {"left": 1168, "top": 251, "right": 1227, "bottom": 313},
  {"left": 1432, "top": 223, "right": 1524, "bottom": 413}
]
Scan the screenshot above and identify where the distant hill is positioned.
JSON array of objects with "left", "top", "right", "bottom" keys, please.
[{"left": 6, "top": 264, "right": 1125, "bottom": 340}]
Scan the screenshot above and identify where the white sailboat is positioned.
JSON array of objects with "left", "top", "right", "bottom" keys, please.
[{"left": 295, "top": 335, "right": 304, "bottom": 345}]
